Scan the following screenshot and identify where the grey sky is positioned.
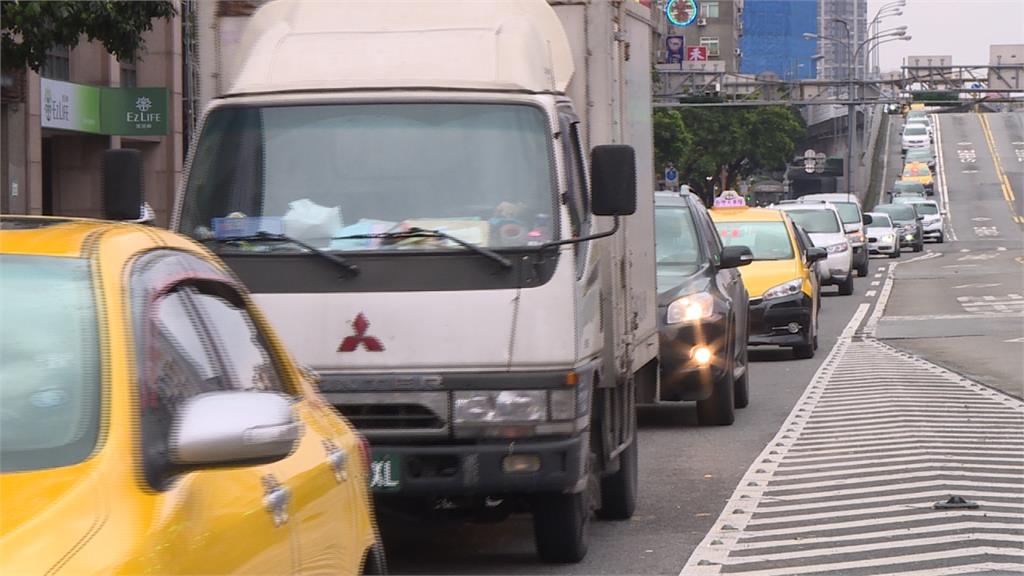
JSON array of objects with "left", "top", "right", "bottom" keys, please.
[{"left": 867, "top": 0, "right": 1024, "bottom": 72}]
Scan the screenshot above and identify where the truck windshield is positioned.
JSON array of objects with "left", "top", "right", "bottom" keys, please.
[{"left": 179, "top": 103, "right": 556, "bottom": 251}]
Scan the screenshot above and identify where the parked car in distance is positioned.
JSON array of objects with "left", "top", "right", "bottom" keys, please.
[
  {"left": 874, "top": 203, "right": 925, "bottom": 252},
  {"left": 890, "top": 180, "right": 928, "bottom": 201},
  {"left": 901, "top": 162, "right": 935, "bottom": 195},
  {"left": 775, "top": 203, "right": 855, "bottom": 296},
  {"left": 710, "top": 198, "right": 825, "bottom": 359},
  {"left": 653, "top": 191, "right": 753, "bottom": 426},
  {"left": 796, "top": 194, "right": 869, "bottom": 278},
  {"left": 894, "top": 197, "right": 945, "bottom": 243},
  {"left": 864, "top": 212, "right": 901, "bottom": 258},
  {"left": 0, "top": 216, "right": 383, "bottom": 576}
]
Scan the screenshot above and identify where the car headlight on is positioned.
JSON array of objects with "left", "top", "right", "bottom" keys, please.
[
  {"left": 847, "top": 231, "right": 865, "bottom": 244},
  {"left": 826, "top": 242, "right": 850, "bottom": 254},
  {"left": 882, "top": 234, "right": 895, "bottom": 242},
  {"left": 666, "top": 292, "right": 715, "bottom": 324},
  {"left": 454, "top": 390, "right": 547, "bottom": 423},
  {"left": 763, "top": 279, "right": 803, "bottom": 301}
]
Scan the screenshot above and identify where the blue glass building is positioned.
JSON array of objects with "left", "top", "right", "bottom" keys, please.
[{"left": 740, "top": 0, "right": 818, "bottom": 80}]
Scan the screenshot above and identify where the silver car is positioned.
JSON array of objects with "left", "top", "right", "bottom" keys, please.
[
  {"left": 864, "top": 212, "right": 900, "bottom": 258},
  {"left": 895, "top": 198, "right": 945, "bottom": 243},
  {"left": 775, "top": 203, "right": 855, "bottom": 296}
]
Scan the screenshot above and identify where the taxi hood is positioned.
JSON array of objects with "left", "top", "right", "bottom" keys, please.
[{"left": 738, "top": 259, "right": 805, "bottom": 300}]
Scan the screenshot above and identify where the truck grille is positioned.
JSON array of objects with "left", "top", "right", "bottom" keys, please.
[
  {"left": 337, "top": 403, "right": 444, "bottom": 430},
  {"left": 321, "top": 391, "right": 450, "bottom": 439}
]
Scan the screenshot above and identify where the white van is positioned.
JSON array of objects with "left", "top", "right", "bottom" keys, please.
[{"left": 797, "top": 194, "right": 869, "bottom": 277}]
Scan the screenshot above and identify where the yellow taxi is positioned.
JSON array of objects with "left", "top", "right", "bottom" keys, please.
[
  {"left": 0, "top": 216, "right": 383, "bottom": 575},
  {"left": 901, "top": 161, "right": 934, "bottom": 195},
  {"left": 709, "top": 195, "right": 826, "bottom": 359}
]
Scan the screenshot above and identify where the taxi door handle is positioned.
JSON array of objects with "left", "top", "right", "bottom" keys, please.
[
  {"left": 323, "top": 439, "right": 348, "bottom": 482},
  {"left": 262, "top": 474, "right": 291, "bottom": 527}
]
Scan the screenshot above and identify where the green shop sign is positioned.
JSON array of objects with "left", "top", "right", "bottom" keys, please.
[{"left": 41, "top": 79, "right": 169, "bottom": 136}]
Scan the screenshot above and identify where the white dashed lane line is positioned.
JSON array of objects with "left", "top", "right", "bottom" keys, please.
[{"left": 681, "top": 301, "right": 1024, "bottom": 576}]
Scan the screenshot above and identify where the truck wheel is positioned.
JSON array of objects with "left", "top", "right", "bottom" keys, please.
[
  {"left": 838, "top": 274, "right": 854, "bottom": 296},
  {"left": 697, "top": 363, "right": 735, "bottom": 426},
  {"left": 533, "top": 490, "right": 589, "bottom": 563},
  {"left": 596, "top": 433, "right": 637, "bottom": 520}
]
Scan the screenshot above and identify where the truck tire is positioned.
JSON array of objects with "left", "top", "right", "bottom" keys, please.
[
  {"left": 596, "top": 434, "right": 637, "bottom": 520},
  {"left": 697, "top": 363, "right": 735, "bottom": 426},
  {"left": 838, "top": 274, "right": 854, "bottom": 296},
  {"left": 533, "top": 490, "right": 589, "bottom": 563}
]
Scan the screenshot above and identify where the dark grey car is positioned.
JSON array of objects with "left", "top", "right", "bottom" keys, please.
[{"left": 873, "top": 203, "right": 925, "bottom": 252}]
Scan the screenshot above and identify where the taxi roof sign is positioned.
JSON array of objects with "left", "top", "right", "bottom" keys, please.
[{"left": 713, "top": 190, "right": 747, "bottom": 208}]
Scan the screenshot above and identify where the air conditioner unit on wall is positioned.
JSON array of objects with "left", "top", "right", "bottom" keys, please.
[{"left": 697, "top": 18, "right": 708, "bottom": 27}]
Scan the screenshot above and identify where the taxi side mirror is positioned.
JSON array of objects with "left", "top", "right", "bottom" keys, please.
[
  {"left": 720, "top": 245, "right": 753, "bottom": 269},
  {"left": 169, "top": 391, "right": 301, "bottom": 468},
  {"left": 806, "top": 247, "right": 827, "bottom": 263}
]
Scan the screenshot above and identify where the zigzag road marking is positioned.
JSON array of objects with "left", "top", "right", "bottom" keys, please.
[{"left": 680, "top": 302, "right": 1024, "bottom": 575}]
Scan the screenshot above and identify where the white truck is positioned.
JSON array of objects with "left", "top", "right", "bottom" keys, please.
[{"left": 171, "top": 0, "right": 656, "bottom": 562}]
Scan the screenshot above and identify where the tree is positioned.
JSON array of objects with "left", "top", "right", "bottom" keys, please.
[
  {"left": 653, "top": 105, "right": 806, "bottom": 203},
  {"left": 2, "top": 1, "right": 176, "bottom": 72}
]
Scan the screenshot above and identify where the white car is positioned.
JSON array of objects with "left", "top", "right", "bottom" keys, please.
[
  {"left": 864, "top": 211, "right": 901, "bottom": 258},
  {"left": 797, "top": 194, "right": 869, "bottom": 278},
  {"left": 894, "top": 197, "right": 945, "bottom": 243},
  {"left": 905, "top": 117, "right": 933, "bottom": 139},
  {"left": 901, "top": 123, "right": 931, "bottom": 154},
  {"left": 775, "top": 203, "right": 854, "bottom": 295}
]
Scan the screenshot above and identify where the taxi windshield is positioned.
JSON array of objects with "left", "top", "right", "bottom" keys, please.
[
  {"left": 179, "top": 103, "right": 556, "bottom": 252},
  {"left": 715, "top": 221, "right": 794, "bottom": 261},
  {"left": 0, "top": 255, "right": 100, "bottom": 472},
  {"left": 655, "top": 206, "right": 703, "bottom": 267},
  {"left": 784, "top": 210, "right": 841, "bottom": 233}
]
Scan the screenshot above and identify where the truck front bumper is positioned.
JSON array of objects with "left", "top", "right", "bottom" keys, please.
[{"left": 369, "top": 435, "right": 587, "bottom": 496}]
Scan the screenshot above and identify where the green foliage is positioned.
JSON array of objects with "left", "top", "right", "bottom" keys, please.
[
  {"left": 653, "top": 105, "right": 807, "bottom": 201},
  {"left": 2, "top": 1, "right": 176, "bottom": 71}
]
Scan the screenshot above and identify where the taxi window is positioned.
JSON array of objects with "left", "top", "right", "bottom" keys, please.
[
  {"left": 655, "top": 206, "right": 703, "bottom": 266},
  {"left": 714, "top": 221, "right": 794, "bottom": 261},
  {"left": 0, "top": 256, "right": 100, "bottom": 472}
]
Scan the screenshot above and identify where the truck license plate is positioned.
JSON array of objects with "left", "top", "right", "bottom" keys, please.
[{"left": 370, "top": 454, "right": 400, "bottom": 492}]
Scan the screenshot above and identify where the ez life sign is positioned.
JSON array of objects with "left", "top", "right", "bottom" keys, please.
[{"left": 40, "top": 78, "right": 168, "bottom": 136}]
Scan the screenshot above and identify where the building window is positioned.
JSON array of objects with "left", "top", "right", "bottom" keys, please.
[
  {"left": 701, "top": 2, "right": 720, "bottom": 18},
  {"left": 700, "top": 37, "right": 721, "bottom": 57},
  {"left": 120, "top": 56, "right": 137, "bottom": 88},
  {"left": 41, "top": 46, "right": 70, "bottom": 80}
]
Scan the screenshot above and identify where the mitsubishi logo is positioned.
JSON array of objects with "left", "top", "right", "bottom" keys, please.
[{"left": 338, "top": 313, "right": 384, "bottom": 352}]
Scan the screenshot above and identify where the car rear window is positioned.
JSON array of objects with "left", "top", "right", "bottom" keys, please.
[
  {"left": 655, "top": 206, "right": 703, "bottom": 266},
  {"left": 784, "top": 209, "right": 842, "bottom": 233},
  {"left": 876, "top": 205, "right": 917, "bottom": 221},
  {"left": 913, "top": 203, "right": 939, "bottom": 215},
  {"left": 0, "top": 255, "right": 100, "bottom": 472},
  {"left": 830, "top": 202, "right": 861, "bottom": 224},
  {"left": 714, "top": 221, "right": 794, "bottom": 261},
  {"left": 905, "top": 125, "right": 927, "bottom": 136},
  {"left": 868, "top": 214, "right": 893, "bottom": 227}
]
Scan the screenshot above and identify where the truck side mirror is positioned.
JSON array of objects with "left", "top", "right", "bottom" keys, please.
[
  {"left": 590, "top": 145, "right": 636, "bottom": 216},
  {"left": 102, "top": 149, "right": 144, "bottom": 221}
]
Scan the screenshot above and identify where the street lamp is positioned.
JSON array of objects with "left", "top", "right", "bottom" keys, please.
[
  {"left": 870, "top": 0, "right": 906, "bottom": 76},
  {"left": 803, "top": 27, "right": 911, "bottom": 199}
]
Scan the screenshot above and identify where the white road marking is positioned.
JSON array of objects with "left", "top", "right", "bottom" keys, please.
[
  {"left": 681, "top": 314, "right": 1024, "bottom": 576},
  {"left": 933, "top": 115, "right": 957, "bottom": 241},
  {"left": 973, "top": 226, "right": 1000, "bottom": 237},
  {"left": 865, "top": 290, "right": 877, "bottom": 296},
  {"left": 953, "top": 283, "right": 1001, "bottom": 289},
  {"left": 958, "top": 252, "right": 997, "bottom": 261},
  {"left": 873, "top": 273, "right": 883, "bottom": 278},
  {"left": 960, "top": 248, "right": 971, "bottom": 252},
  {"left": 998, "top": 246, "right": 1007, "bottom": 251},
  {"left": 1005, "top": 337, "right": 1024, "bottom": 343},
  {"left": 958, "top": 294, "right": 1024, "bottom": 314},
  {"left": 957, "top": 141, "right": 973, "bottom": 145},
  {"left": 870, "top": 280, "right": 880, "bottom": 286},
  {"left": 882, "top": 312, "right": 1024, "bottom": 320},
  {"left": 971, "top": 216, "right": 991, "bottom": 221},
  {"left": 877, "top": 266, "right": 886, "bottom": 272},
  {"left": 943, "top": 264, "right": 978, "bottom": 268}
]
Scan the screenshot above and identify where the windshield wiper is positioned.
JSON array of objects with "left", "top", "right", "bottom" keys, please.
[
  {"left": 333, "top": 227, "right": 512, "bottom": 270},
  {"left": 203, "top": 231, "right": 359, "bottom": 276}
]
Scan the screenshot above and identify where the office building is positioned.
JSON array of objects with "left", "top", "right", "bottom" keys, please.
[
  {"left": 740, "top": 0, "right": 817, "bottom": 80},
  {"left": 817, "top": 0, "right": 868, "bottom": 82}
]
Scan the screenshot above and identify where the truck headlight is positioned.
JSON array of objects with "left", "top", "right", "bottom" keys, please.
[
  {"left": 666, "top": 292, "right": 714, "bottom": 324},
  {"left": 763, "top": 279, "right": 803, "bottom": 301},
  {"left": 454, "top": 390, "right": 547, "bottom": 423},
  {"left": 826, "top": 242, "right": 850, "bottom": 254}
]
